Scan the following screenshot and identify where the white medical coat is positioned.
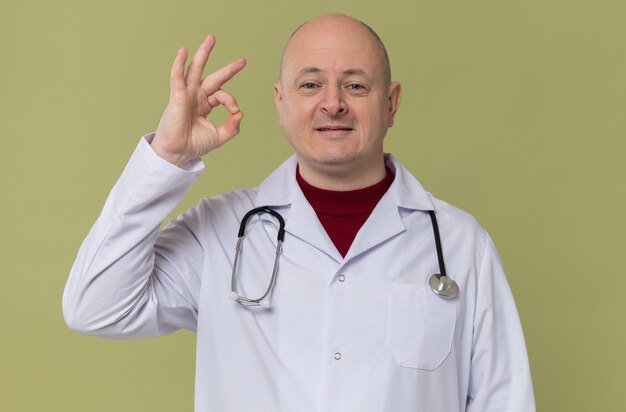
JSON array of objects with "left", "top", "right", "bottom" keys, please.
[{"left": 63, "top": 137, "right": 535, "bottom": 412}]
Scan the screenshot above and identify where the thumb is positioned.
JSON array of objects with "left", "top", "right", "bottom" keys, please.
[{"left": 216, "top": 111, "right": 244, "bottom": 146}]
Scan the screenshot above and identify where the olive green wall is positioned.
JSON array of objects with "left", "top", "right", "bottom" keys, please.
[{"left": 1, "top": 0, "right": 624, "bottom": 410}]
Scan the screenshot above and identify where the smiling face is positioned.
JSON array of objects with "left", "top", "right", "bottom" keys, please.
[{"left": 274, "top": 14, "right": 402, "bottom": 189}]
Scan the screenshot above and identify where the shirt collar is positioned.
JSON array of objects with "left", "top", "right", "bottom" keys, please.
[
  {"left": 254, "top": 153, "right": 434, "bottom": 212},
  {"left": 384, "top": 154, "right": 435, "bottom": 211}
]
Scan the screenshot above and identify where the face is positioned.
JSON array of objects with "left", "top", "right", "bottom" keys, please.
[{"left": 274, "top": 16, "right": 401, "bottom": 184}]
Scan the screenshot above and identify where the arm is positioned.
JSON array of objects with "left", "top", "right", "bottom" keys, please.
[
  {"left": 466, "top": 235, "right": 536, "bottom": 411},
  {"left": 62, "top": 36, "right": 246, "bottom": 338},
  {"left": 62, "top": 136, "right": 204, "bottom": 337}
]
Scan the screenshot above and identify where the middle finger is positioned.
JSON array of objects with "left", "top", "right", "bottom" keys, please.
[{"left": 200, "top": 57, "right": 247, "bottom": 95}]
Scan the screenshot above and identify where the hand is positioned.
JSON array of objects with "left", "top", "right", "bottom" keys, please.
[{"left": 151, "top": 35, "right": 246, "bottom": 166}]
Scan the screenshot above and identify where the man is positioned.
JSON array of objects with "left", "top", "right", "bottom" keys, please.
[{"left": 63, "top": 14, "right": 535, "bottom": 412}]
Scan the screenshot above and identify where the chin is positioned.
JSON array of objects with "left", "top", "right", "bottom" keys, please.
[{"left": 309, "top": 152, "right": 361, "bottom": 168}]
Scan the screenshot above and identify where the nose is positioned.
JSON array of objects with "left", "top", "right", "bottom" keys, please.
[{"left": 321, "top": 84, "right": 346, "bottom": 116}]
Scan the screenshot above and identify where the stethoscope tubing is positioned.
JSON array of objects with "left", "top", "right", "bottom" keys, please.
[
  {"left": 428, "top": 210, "right": 447, "bottom": 277},
  {"left": 427, "top": 210, "right": 459, "bottom": 299},
  {"left": 230, "top": 207, "right": 459, "bottom": 306},
  {"left": 231, "top": 207, "right": 286, "bottom": 307}
]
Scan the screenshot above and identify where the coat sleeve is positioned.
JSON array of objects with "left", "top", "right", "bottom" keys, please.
[
  {"left": 466, "top": 234, "right": 536, "bottom": 412},
  {"left": 62, "top": 136, "right": 206, "bottom": 338}
]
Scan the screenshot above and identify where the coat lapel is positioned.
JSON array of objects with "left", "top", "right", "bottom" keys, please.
[
  {"left": 343, "top": 190, "right": 406, "bottom": 261},
  {"left": 344, "top": 155, "right": 435, "bottom": 262},
  {"left": 254, "top": 155, "right": 343, "bottom": 262},
  {"left": 253, "top": 154, "right": 435, "bottom": 264}
]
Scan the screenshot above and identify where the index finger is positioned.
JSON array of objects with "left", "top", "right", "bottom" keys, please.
[{"left": 200, "top": 57, "right": 247, "bottom": 95}]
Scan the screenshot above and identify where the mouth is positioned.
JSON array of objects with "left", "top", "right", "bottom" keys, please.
[{"left": 315, "top": 126, "right": 354, "bottom": 132}]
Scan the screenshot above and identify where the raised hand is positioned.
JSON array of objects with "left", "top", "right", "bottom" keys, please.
[{"left": 151, "top": 35, "right": 246, "bottom": 166}]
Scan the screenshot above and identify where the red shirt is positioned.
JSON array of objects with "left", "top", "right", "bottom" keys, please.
[{"left": 296, "top": 167, "right": 395, "bottom": 257}]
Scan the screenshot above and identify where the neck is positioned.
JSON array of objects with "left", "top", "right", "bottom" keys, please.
[{"left": 296, "top": 157, "right": 387, "bottom": 191}]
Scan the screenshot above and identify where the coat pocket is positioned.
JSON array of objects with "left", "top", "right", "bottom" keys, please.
[{"left": 386, "top": 282, "right": 457, "bottom": 370}]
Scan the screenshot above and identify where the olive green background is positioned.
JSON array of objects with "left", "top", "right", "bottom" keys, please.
[{"left": 1, "top": 0, "right": 624, "bottom": 410}]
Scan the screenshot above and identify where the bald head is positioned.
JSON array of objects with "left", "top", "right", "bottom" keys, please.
[
  {"left": 273, "top": 13, "right": 402, "bottom": 189},
  {"left": 279, "top": 14, "right": 391, "bottom": 84}
]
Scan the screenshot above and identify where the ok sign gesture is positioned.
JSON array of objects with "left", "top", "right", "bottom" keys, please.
[{"left": 152, "top": 35, "right": 246, "bottom": 166}]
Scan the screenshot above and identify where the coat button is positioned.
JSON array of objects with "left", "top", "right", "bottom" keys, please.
[
  {"left": 334, "top": 352, "right": 342, "bottom": 360},
  {"left": 338, "top": 274, "right": 346, "bottom": 282}
]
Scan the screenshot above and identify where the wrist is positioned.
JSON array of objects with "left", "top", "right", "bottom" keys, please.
[{"left": 150, "top": 136, "right": 194, "bottom": 167}]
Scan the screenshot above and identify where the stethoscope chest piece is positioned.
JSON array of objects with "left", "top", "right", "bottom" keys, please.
[{"left": 429, "top": 274, "right": 459, "bottom": 299}]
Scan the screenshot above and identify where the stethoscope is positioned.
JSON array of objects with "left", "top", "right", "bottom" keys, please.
[{"left": 230, "top": 206, "right": 459, "bottom": 307}]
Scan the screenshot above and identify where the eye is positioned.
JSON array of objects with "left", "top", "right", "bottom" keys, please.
[
  {"left": 346, "top": 83, "right": 366, "bottom": 91},
  {"left": 300, "top": 82, "right": 319, "bottom": 89}
]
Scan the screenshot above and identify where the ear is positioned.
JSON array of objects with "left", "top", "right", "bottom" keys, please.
[
  {"left": 274, "top": 82, "right": 283, "bottom": 114},
  {"left": 387, "top": 81, "right": 402, "bottom": 127}
]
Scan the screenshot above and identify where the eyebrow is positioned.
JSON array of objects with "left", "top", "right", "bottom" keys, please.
[
  {"left": 295, "top": 67, "right": 322, "bottom": 77},
  {"left": 295, "top": 67, "right": 370, "bottom": 79},
  {"left": 343, "top": 68, "right": 368, "bottom": 77}
]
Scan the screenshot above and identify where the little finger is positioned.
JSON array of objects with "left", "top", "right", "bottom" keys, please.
[{"left": 170, "top": 47, "right": 188, "bottom": 94}]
